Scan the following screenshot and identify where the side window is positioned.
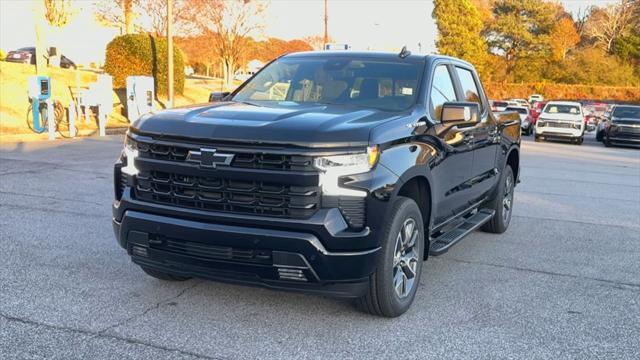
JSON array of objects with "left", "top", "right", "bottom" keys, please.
[
  {"left": 455, "top": 67, "right": 483, "bottom": 111},
  {"left": 429, "top": 65, "right": 457, "bottom": 121}
]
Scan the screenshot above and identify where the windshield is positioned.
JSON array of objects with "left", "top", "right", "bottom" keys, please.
[
  {"left": 544, "top": 104, "right": 581, "bottom": 115},
  {"left": 494, "top": 101, "right": 508, "bottom": 107},
  {"left": 506, "top": 107, "right": 528, "bottom": 114},
  {"left": 612, "top": 106, "right": 640, "bottom": 120},
  {"left": 232, "top": 57, "right": 423, "bottom": 111}
]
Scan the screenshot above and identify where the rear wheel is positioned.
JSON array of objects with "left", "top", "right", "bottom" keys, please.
[
  {"left": 482, "top": 165, "right": 514, "bottom": 234},
  {"left": 140, "top": 265, "right": 191, "bottom": 281},
  {"left": 356, "top": 197, "right": 424, "bottom": 317}
]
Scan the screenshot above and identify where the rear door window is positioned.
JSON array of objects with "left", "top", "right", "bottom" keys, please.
[{"left": 455, "top": 67, "right": 483, "bottom": 111}]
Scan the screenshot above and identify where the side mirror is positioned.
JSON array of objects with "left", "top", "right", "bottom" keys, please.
[
  {"left": 209, "top": 91, "right": 230, "bottom": 102},
  {"left": 441, "top": 102, "right": 480, "bottom": 126}
]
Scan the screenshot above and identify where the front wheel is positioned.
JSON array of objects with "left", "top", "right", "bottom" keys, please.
[
  {"left": 575, "top": 137, "right": 583, "bottom": 145},
  {"left": 482, "top": 165, "right": 514, "bottom": 234},
  {"left": 534, "top": 134, "right": 542, "bottom": 142},
  {"left": 604, "top": 135, "right": 612, "bottom": 147},
  {"left": 357, "top": 197, "right": 424, "bottom": 317}
]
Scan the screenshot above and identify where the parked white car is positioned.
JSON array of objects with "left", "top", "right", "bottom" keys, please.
[
  {"left": 505, "top": 106, "right": 533, "bottom": 135},
  {"left": 535, "top": 101, "right": 585, "bottom": 145},
  {"left": 509, "top": 98, "right": 529, "bottom": 108},
  {"left": 528, "top": 94, "right": 544, "bottom": 104}
]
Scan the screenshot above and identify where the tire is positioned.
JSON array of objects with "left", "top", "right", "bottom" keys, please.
[
  {"left": 534, "top": 134, "right": 542, "bottom": 142},
  {"left": 604, "top": 135, "right": 612, "bottom": 147},
  {"left": 356, "top": 197, "right": 424, "bottom": 317},
  {"left": 481, "top": 165, "right": 514, "bottom": 234},
  {"left": 140, "top": 265, "right": 191, "bottom": 281},
  {"left": 596, "top": 130, "right": 603, "bottom": 142},
  {"left": 576, "top": 137, "right": 583, "bottom": 145}
]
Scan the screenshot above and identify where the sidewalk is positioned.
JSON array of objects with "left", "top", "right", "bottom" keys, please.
[{"left": 0, "top": 127, "right": 128, "bottom": 143}]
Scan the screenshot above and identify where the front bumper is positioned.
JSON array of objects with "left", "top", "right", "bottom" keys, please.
[
  {"left": 535, "top": 126, "right": 582, "bottom": 138},
  {"left": 113, "top": 189, "right": 381, "bottom": 297},
  {"left": 606, "top": 127, "right": 640, "bottom": 145}
]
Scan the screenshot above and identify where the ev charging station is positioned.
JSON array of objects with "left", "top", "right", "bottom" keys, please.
[
  {"left": 126, "top": 76, "right": 155, "bottom": 122},
  {"left": 28, "top": 76, "right": 52, "bottom": 134},
  {"left": 79, "top": 74, "right": 113, "bottom": 136}
]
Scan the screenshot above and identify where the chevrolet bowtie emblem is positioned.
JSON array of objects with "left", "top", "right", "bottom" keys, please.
[{"left": 186, "top": 148, "right": 234, "bottom": 168}]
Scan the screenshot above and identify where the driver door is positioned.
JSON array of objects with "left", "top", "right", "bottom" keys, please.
[{"left": 427, "top": 64, "right": 475, "bottom": 225}]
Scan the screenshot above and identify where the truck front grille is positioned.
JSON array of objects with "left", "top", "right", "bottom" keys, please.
[
  {"left": 134, "top": 170, "right": 320, "bottom": 219},
  {"left": 135, "top": 140, "right": 315, "bottom": 171},
  {"left": 544, "top": 121, "right": 572, "bottom": 128}
]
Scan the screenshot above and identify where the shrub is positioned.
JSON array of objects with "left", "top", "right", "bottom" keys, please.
[{"left": 104, "top": 34, "right": 185, "bottom": 95}]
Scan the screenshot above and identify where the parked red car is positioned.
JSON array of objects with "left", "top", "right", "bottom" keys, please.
[{"left": 530, "top": 101, "right": 546, "bottom": 124}]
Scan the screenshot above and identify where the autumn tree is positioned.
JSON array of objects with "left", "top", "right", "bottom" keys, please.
[
  {"left": 555, "top": 47, "right": 638, "bottom": 86},
  {"left": 44, "top": 0, "right": 76, "bottom": 27},
  {"left": 433, "top": 0, "right": 488, "bottom": 77},
  {"left": 303, "top": 35, "right": 333, "bottom": 50},
  {"left": 95, "top": 0, "right": 137, "bottom": 34},
  {"left": 486, "top": 0, "right": 559, "bottom": 60},
  {"left": 175, "top": 32, "right": 220, "bottom": 76},
  {"left": 136, "top": 0, "right": 194, "bottom": 37},
  {"left": 550, "top": 17, "right": 580, "bottom": 60},
  {"left": 584, "top": 0, "right": 637, "bottom": 53},
  {"left": 189, "top": 0, "right": 266, "bottom": 88}
]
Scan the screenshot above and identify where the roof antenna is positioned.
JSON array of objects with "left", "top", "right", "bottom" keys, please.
[{"left": 399, "top": 46, "right": 411, "bottom": 58}]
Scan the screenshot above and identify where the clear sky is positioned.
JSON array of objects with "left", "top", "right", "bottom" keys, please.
[{"left": 0, "top": 0, "right": 621, "bottom": 65}]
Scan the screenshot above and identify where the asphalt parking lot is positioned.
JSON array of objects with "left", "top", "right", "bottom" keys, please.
[{"left": 1, "top": 133, "right": 639, "bottom": 359}]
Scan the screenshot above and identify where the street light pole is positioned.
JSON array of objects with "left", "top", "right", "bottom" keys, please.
[
  {"left": 167, "top": 0, "right": 174, "bottom": 108},
  {"left": 323, "top": 0, "right": 328, "bottom": 49}
]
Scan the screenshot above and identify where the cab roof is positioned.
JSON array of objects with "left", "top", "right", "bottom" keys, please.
[
  {"left": 281, "top": 51, "right": 474, "bottom": 67},
  {"left": 546, "top": 101, "right": 582, "bottom": 106}
]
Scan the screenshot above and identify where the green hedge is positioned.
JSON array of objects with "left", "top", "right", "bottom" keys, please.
[{"left": 105, "top": 34, "right": 184, "bottom": 95}]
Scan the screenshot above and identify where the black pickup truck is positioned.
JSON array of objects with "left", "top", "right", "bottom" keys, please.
[{"left": 113, "top": 51, "right": 520, "bottom": 317}]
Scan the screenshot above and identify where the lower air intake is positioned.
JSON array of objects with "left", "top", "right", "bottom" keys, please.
[{"left": 277, "top": 268, "right": 307, "bottom": 282}]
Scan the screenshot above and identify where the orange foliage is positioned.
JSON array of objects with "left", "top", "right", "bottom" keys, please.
[
  {"left": 484, "top": 82, "right": 640, "bottom": 102},
  {"left": 550, "top": 18, "right": 580, "bottom": 60}
]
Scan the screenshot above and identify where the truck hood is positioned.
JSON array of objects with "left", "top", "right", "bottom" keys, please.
[{"left": 131, "top": 102, "right": 403, "bottom": 148}]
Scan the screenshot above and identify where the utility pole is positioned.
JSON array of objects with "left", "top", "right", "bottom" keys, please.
[
  {"left": 33, "top": 1, "right": 47, "bottom": 75},
  {"left": 323, "top": 0, "right": 328, "bottom": 49},
  {"left": 167, "top": 0, "right": 174, "bottom": 108}
]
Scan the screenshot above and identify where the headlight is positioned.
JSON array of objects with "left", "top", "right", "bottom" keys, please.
[
  {"left": 314, "top": 145, "right": 379, "bottom": 197},
  {"left": 121, "top": 136, "right": 139, "bottom": 176}
]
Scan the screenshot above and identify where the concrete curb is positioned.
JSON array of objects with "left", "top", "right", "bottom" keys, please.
[{"left": 0, "top": 127, "right": 128, "bottom": 143}]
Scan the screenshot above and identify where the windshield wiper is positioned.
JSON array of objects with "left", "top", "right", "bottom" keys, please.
[{"left": 234, "top": 100, "right": 261, "bottom": 107}]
